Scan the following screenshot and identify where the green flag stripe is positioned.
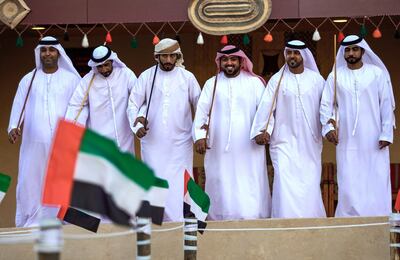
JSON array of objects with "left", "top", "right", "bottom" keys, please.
[
  {"left": 154, "top": 177, "right": 169, "bottom": 189},
  {"left": 0, "top": 173, "right": 11, "bottom": 193},
  {"left": 80, "top": 130, "right": 154, "bottom": 190},
  {"left": 187, "top": 178, "right": 210, "bottom": 213}
]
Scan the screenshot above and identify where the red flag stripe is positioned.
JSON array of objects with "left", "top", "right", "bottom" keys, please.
[
  {"left": 42, "top": 120, "right": 85, "bottom": 207},
  {"left": 184, "top": 169, "right": 191, "bottom": 195},
  {"left": 57, "top": 205, "right": 68, "bottom": 219}
]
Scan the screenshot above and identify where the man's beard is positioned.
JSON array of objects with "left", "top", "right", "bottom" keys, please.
[
  {"left": 222, "top": 65, "right": 240, "bottom": 76},
  {"left": 101, "top": 71, "right": 112, "bottom": 77},
  {"left": 41, "top": 58, "right": 58, "bottom": 68},
  {"left": 160, "top": 62, "right": 176, "bottom": 71},
  {"left": 345, "top": 56, "right": 362, "bottom": 64},
  {"left": 287, "top": 59, "right": 302, "bottom": 68}
]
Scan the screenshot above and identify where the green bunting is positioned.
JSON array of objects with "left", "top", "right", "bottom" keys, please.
[
  {"left": 360, "top": 24, "right": 367, "bottom": 38},
  {"left": 130, "top": 37, "right": 138, "bottom": 48},
  {"left": 243, "top": 34, "right": 250, "bottom": 45},
  {"left": 16, "top": 36, "right": 23, "bottom": 48}
]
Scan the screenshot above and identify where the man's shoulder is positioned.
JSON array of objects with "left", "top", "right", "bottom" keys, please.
[
  {"left": 304, "top": 68, "right": 324, "bottom": 80},
  {"left": 139, "top": 66, "right": 156, "bottom": 77},
  {"left": 364, "top": 63, "right": 383, "bottom": 74},
  {"left": 57, "top": 67, "right": 80, "bottom": 79},
  {"left": 205, "top": 75, "right": 217, "bottom": 85},
  {"left": 20, "top": 69, "right": 36, "bottom": 81},
  {"left": 268, "top": 70, "right": 283, "bottom": 84},
  {"left": 119, "top": 66, "right": 134, "bottom": 73},
  {"left": 240, "top": 72, "right": 264, "bottom": 85},
  {"left": 118, "top": 66, "right": 136, "bottom": 78},
  {"left": 176, "top": 67, "right": 196, "bottom": 79},
  {"left": 81, "top": 71, "right": 95, "bottom": 81}
]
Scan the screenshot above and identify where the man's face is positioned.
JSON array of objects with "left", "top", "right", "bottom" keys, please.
[
  {"left": 158, "top": 54, "right": 178, "bottom": 71},
  {"left": 285, "top": 49, "right": 303, "bottom": 69},
  {"left": 96, "top": 60, "right": 113, "bottom": 77},
  {"left": 344, "top": 45, "right": 364, "bottom": 64},
  {"left": 40, "top": 46, "right": 59, "bottom": 68},
  {"left": 220, "top": 56, "right": 241, "bottom": 77}
]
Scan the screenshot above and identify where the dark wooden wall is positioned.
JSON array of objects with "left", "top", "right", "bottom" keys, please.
[{"left": 22, "top": 0, "right": 400, "bottom": 25}]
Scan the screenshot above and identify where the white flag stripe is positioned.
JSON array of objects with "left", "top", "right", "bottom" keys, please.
[
  {"left": 0, "top": 192, "right": 5, "bottom": 203},
  {"left": 74, "top": 152, "right": 147, "bottom": 216},
  {"left": 186, "top": 194, "right": 207, "bottom": 221},
  {"left": 145, "top": 186, "right": 168, "bottom": 208}
]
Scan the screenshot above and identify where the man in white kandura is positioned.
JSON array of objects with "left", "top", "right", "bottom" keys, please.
[
  {"left": 66, "top": 45, "right": 136, "bottom": 153},
  {"left": 194, "top": 45, "right": 271, "bottom": 220},
  {"left": 127, "top": 38, "right": 201, "bottom": 221},
  {"left": 8, "top": 36, "right": 81, "bottom": 227},
  {"left": 320, "top": 35, "right": 395, "bottom": 217},
  {"left": 251, "top": 40, "right": 326, "bottom": 218}
]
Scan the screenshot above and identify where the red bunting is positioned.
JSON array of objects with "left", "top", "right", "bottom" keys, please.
[
  {"left": 263, "top": 33, "right": 273, "bottom": 42},
  {"left": 372, "top": 28, "right": 382, "bottom": 38},
  {"left": 337, "top": 31, "right": 345, "bottom": 43},
  {"left": 220, "top": 35, "right": 228, "bottom": 45},
  {"left": 152, "top": 35, "right": 160, "bottom": 45},
  {"left": 105, "top": 32, "right": 112, "bottom": 43}
]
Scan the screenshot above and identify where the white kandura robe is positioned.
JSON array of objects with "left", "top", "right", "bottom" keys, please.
[
  {"left": 320, "top": 64, "right": 394, "bottom": 217},
  {"left": 127, "top": 65, "right": 201, "bottom": 222},
  {"left": 8, "top": 68, "right": 80, "bottom": 227},
  {"left": 66, "top": 67, "right": 136, "bottom": 153},
  {"left": 193, "top": 71, "right": 271, "bottom": 220},
  {"left": 251, "top": 68, "right": 326, "bottom": 218}
]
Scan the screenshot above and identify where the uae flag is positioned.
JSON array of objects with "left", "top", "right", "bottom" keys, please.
[
  {"left": 58, "top": 206, "right": 100, "bottom": 233},
  {"left": 0, "top": 173, "right": 11, "bottom": 204},
  {"left": 184, "top": 170, "right": 210, "bottom": 234},
  {"left": 136, "top": 176, "right": 169, "bottom": 225},
  {"left": 42, "top": 120, "right": 155, "bottom": 226}
]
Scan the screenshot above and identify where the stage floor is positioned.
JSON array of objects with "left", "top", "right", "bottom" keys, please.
[{"left": 0, "top": 216, "right": 389, "bottom": 259}]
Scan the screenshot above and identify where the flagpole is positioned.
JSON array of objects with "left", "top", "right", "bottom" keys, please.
[
  {"left": 204, "top": 71, "right": 219, "bottom": 147},
  {"left": 136, "top": 217, "right": 151, "bottom": 259},
  {"left": 73, "top": 73, "right": 96, "bottom": 123},
  {"left": 144, "top": 64, "right": 158, "bottom": 129},
  {"left": 35, "top": 219, "right": 62, "bottom": 260},
  {"left": 17, "top": 69, "right": 37, "bottom": 132},
  {"left": 333, "top": 34, "right": 338, "bottom": 136},
  {"left": 184, "top": 217, "right": 198, "bottom": 260},
  {"left": 263, "top": 64, "right": 286, "bottom": 139}
]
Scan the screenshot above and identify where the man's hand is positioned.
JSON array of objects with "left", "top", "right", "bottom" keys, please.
[
  {"left": 136, "top": 127, "right": 147, "bottom": 138},
  {"left": 8, "top": 128, "right": 21, "bottom": 144},
  {"left": 134, "top": 117, "right": 148, "bottom": 139},
  {"left": 327, "top": 119, "right": 337, "bottom": 129},
  {"left": 200, "top": 124, "right": 209, "bottom": 131},
  {"left": 379, "top": 140, "right": 391, "bottom": 149},
  {"left": 134, "top": 117, "right": 148, "bottom": 128},
  {"left": 254, "top": 131, "right": 270, "bottom": 145},
  {"left": 325, "top": 130, "right": 338, "bottom": 145},
  {"left": 195, "top": 138, "right": 207, "bottom": 155}
]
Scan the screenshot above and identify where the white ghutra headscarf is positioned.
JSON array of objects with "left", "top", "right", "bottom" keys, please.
[
  {"left": 88, "top": 45, "right": 127, "bottom": 71},
  {"left": 34, "top": 36, "right": 80, "bottom": 77},
  {"left": 154, "top": 38, "right": 185, "bottom": 68}
]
